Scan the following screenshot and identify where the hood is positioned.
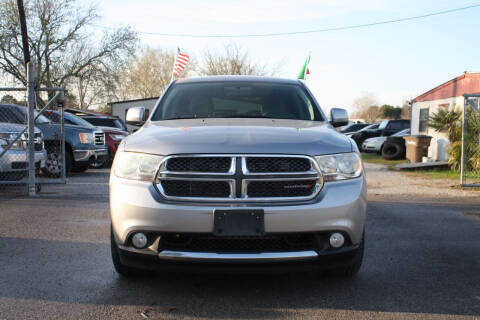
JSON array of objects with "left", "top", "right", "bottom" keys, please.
[
  {"left": 98, "top": 126, "right": 128, "bottom": 135},
  {"left": 123, "top": 118, "right": 352, "bottom": 156},
  {"left": 0, "top": 122, "right": 41, "bottom": 134}
]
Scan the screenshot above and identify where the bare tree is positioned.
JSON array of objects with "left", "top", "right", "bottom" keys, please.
[
  {"left": 118, "top": 47, "right": 195, "bottom": 100},
  {"left": 198, "top": 44, "right": 269, "bottom": 76},
  {"left": 351, "top": 92, "right": 380, "bottom": 122},
  {"left": 0, "top": 0, "right": 137, "bottom": 106}
]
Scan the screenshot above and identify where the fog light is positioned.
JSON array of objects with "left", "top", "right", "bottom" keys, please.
[
  {"left": 329, "top": 232, "right": 344, "bottom": 248},
  {"left": 132, "top": 232, "right": 148, "bottom": 248}
]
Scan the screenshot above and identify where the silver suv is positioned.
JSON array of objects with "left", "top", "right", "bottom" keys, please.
[{"left": 110, "top": 76, "right": 366, "bottom": 277}]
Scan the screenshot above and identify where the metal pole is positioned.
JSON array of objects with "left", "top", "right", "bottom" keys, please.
[
  {"left": 26, "top": 62, "right": 36, "bottom": 196},
  {"left": 460, "top": 97, "right": 467, "bottom": 186},
  {"left": 60, "top": 91, "right": 66, "bottom": 183}
]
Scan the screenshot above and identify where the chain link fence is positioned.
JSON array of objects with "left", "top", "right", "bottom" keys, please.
[
  {"left": 460, "top": 95, "right": 480, "bottom": 187},
  {"left": 0, "top": 85, "right": 66, "bottom": 194}
]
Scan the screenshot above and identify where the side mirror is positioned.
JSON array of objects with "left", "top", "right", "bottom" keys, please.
[
  {"left": 330, "top": 108, "right": 349, "bottom": 128},
  {"left": 126, "top": 107, "right": 147, "bottom": 126}
]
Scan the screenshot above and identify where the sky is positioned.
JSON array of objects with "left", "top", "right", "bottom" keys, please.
[{"left": 94, "top": 0, "right": 480, "bottom": 113}]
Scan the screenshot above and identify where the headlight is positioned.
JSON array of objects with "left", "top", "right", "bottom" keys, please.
[
  {"left": 315, "top": 152, "right": 363, "bottom": 181},
  {"left": 0, "top": 132, "right": 25, "bottom": 150},
  {"left": 109, "top": 134, "right": 127, "bottom": 141},
  {"left": 113, "top": 151, "right": 163, "bottom": 181},
  {"left": 78, "top": 132, "right": 94, "bottom": 144}
]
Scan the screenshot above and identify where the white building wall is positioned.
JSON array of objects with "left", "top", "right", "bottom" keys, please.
[
  {"left": 111, "top": 98, "right": 158, "bottom": 131},
  {"left": 411, "top": 96, "right": 464, "bottom": 161}
]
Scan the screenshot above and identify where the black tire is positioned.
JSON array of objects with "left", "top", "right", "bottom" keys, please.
[
  {"left": 111, "top": 226, "right": 141, "bottom": 277},
  {"left": 42, "top": 144, "right": 72, "bottom": 177},
  {"left": 328, "top": 234, "right": 364, "bottom": 277},
  {"left": 381, "top": 142, "right": 405, "bottom": 160}
]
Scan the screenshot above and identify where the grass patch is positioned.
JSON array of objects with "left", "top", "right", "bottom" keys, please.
[
  {"left": 361, "top": 153, "right": 406, "bottom": 167},
  {"left": 404, "top": 169, "right": 480, "bottom": 180}
]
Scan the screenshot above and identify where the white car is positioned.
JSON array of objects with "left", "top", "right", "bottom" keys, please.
[{"left": 361, "top": 128, "right": 410, "bottom": 153}]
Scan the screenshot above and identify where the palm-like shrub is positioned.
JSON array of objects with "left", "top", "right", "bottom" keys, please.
[{"left": 428, "top": 107, "right": 480, "bottom": 171}]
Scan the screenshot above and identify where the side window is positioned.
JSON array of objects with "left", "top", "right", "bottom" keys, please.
[{"left": 419, "top": 108, "right": 429, "bottom": 132}]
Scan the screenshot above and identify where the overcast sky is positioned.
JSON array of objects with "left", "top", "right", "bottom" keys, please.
[{"left": 95, "top": 0, "right": 480, "bottom": 112}]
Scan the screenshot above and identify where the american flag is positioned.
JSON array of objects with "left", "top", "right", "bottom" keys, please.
[{"left": 172, "top": 48, "right": 190, "bottom": 78}]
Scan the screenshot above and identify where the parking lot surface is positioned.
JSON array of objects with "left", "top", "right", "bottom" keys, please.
[{"left": 0, "top": 166, "right": 479, "bottom": 319}]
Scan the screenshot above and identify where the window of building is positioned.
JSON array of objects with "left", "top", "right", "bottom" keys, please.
[{"left": 419, "top": 108, "right": 429, "bottom": 132}]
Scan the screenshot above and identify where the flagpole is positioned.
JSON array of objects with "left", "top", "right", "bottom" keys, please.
[{"left": 170, "top": 48, "right": 178, "bottom": 83}]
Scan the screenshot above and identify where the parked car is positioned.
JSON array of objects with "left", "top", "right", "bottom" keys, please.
[
  {"left": 345, "top": 123, "right": 378, "bottom": 138},
  {"left": 0, "top": 121, "right": 46, "bottom": 181},
  {"left": 350, "top": 119, "right": 410, "bottom": 147},
  {"left": 110, "top": 76, "right": 366, "bottom": 278},
  {"left": 74, "top": 115, "right": 129, "bottom": 166},
  {"left": 0, "top": 104, "right": 108, "bottom": 177},
  {"left": 340, "top": 122, "right": 370, "bottom": 134},
  {"left": 42, "top": 110, "right": 110, "bottom": 170},
  {"left": 361, "top": 128, "right": 410, "bottom": 154}
]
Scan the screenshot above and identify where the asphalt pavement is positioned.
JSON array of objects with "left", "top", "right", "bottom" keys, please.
[{"left": 0, "top": 168, "right": 479, "bottom": 319}]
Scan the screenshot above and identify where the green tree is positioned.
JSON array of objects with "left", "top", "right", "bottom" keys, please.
[{"left": 380, "top": 105, "right": 402, "bottom": 119}]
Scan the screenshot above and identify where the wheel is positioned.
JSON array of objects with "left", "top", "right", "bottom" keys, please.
[
  {"left": 111, "top": 226, "right": 141, "bottom": 277},
  {"left": 328, "top": 234, "right": 364, "bottom": 278},
  {"left": 381, "top": 142, "right": 405, "bottom": 160},
  {"left": 42, "top": 146, "right": 72, "bottom": 177}
]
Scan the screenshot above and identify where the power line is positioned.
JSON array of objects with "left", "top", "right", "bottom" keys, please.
[{"left": 93, "top": 3, "right": 480, "bottom": 38}]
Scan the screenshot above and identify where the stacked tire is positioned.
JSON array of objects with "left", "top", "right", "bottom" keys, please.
[{"left": 381, "top": 136, "right": 406, "bottom": 160}]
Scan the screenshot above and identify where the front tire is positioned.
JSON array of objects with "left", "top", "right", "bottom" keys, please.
[
  {"left": 329, "top": 234, "right": 364, "bottom": 277},
  {"left": 111, "top": 227, "right": 141, "bottom": 277}
]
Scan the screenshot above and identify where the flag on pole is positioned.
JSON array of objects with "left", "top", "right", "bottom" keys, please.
[
  {"left": 297, "top": 55, "right": 311, "bottom": 80},
  {"left": 172, "top": 48, "right": 190, "bottom": 78}
]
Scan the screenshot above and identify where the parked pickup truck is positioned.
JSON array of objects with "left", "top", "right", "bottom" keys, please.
[
  {"left": 110, "top": 76, "right": 367, "bottom": 277},
  {"left": 0, "top": 104, "right": 108, "bottom": 177},
  {"left": 0, "top": 122, "right": 46, "bottom": 181}
]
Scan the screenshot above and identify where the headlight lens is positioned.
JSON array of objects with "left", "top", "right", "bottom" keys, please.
[
  {"left": 113, "top": 151, "right": 163, "bottom": 181},
  {"left": 78, "top": 132, "right": 94, "bottom": 144},
  {"left": 0, "top": 132, "right": 25, "bottom": 150},
  {"left": 315, "top": 152, "right": 363, "bottom": 181},
  {"left": 109, "top": 133, "right": 127, "bottom": 141}
]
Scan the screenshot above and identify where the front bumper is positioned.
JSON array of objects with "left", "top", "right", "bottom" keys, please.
[
  {"left": 0, "top": 149, "right": 46, "bottom": 172},
  {"left": 110, "top": 173, "right": 367, "bottom": 267},
  {"left": 73, "top": 147, "right": 108, "bottom": 163}
]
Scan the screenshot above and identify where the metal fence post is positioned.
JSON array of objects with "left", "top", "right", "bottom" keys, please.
[
  {"left": 460, "top": 96, "right": 466, "bottom": 186},
  {"left": 26, "top": 62, "right": 36, "bottom": 196}
]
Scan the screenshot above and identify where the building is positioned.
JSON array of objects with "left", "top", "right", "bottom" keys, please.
[
  {"left": 108, "top": 97, "right": 159, "bottom": 131},
  {"left": 411, "top": 72, "right": 480, "bottom": 161}
]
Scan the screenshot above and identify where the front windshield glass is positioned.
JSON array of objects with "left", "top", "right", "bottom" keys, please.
[
  {"left": 152, "top": 82, "right": 324, "bottom": 121},
  {"left": 64, "top": 113, "right": 94, "bottom": 127},
  {"left": 15, "top": 107, "right": 51, "bottom": 124}
]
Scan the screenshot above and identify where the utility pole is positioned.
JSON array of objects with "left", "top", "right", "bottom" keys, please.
[{"left": 17, "top": 0, "right": 36, "bottom": 196}]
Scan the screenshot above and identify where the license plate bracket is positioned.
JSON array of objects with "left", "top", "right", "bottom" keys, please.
[{"left": 213, "top": 210, "right": 264, "bottom": 236}]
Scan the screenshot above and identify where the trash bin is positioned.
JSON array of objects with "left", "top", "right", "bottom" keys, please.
[{"left": 403, "top": 135, "right": 432, "bottom": 163}]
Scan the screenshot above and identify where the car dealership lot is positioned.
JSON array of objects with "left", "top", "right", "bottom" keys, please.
[{"left": 0, "top": 166, "right": 479, "bottom": 319}]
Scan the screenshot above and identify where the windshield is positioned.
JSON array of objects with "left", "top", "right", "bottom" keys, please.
[
  {"left": 359, "top": 124, "right": 379, "bottom": 131},
  {"left": 14, "top": 107, "right": 51, "bottom": 124},
  {"left": 392, "top": 128, "right": 410, "bottom": 136},
  {"left": 84, "top": 117, "right": 127, "bottom": 130},
  {"left": 151, "top": 82, "right": 324, "bottom": 121},
  {"left": 64, "top": 113, "right": 95, "bottom": 127}
]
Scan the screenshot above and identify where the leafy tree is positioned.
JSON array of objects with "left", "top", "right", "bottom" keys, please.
[
  {"left": 380, "top": 104, "right": 402, "bottom": 119},
  {"left": 198, "top": 44, "right": 269, "bottom": 76},
  {"left": 0, "top": 0, "right": 137, "bottom": 107},
  {"left": 0, "top": 94, "right": 25, "bottom": 105}
]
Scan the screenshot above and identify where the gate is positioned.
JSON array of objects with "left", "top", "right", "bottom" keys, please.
[
  {"left": 460, "top": 94, "right": 480, "bottom": 187},
  {"left": 0, "top": 63, "right": 66, "bottom": 195}
]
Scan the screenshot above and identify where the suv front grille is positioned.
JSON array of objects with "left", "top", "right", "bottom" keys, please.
[
  {"left": 156, "top": 155, "right": 322, "bottom": 202},
  {"left": 94, "top": 132, "right": 105, "bottom": 145},
  {"left": 166, "top": 157, "right": 231, "bottom": 172},
  {"left": 159, "top": 233, "right": 319, "bottom": 253},
  {"left": 246, "top": 157, "right": 311, "bottom": 173},
  {"left": 161, "top": 180, "right": 231, "bottom": 198}
]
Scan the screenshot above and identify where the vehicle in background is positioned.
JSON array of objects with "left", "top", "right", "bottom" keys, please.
[
  {"left": 361, "top": 128, "right": 410, "bottom": 154},
  {"left": 0, "top": 121, "right": 46, "bottom": 181},
  {"left": 350, "top": 120, "right": 410, "bottom": 147},
  {"left": 345, "top": 123, "right": 378, "bottom": 138},
  {"left": 42, "top": 110, "right": 109, "bottom": 170},
  {"left": 339, "top": 123, "right": 370, "bottom": 134},
  {"left": 78, "top": 115, "right": 129, "bottom": 132}
]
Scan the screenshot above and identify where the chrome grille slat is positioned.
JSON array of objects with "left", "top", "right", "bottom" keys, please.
[
  {"left": 94, "top": 131, "right": 105, "bottom": 146},
  {"left": 155, "top": 154, "right": 323, "bottom": 202}
]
